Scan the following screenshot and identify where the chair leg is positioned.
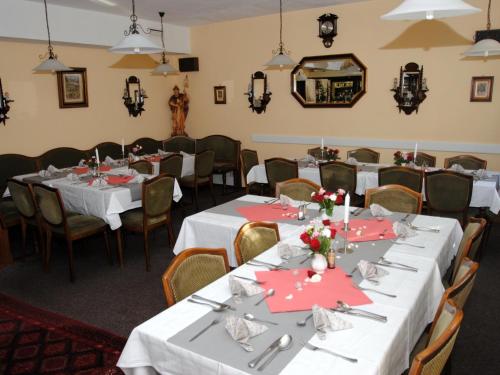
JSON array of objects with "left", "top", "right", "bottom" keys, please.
[
  {"left": 103, "top": 229, "right": 112, "bottom": 265},
  {"left": 44, "top": 230, "right": 52, "bottom": 271},
  {"left": 116, "top": 228, "right": 124, "bottom": 268},
  {"left": 166, "top": 217, "right": 175, "bottom": 248},
  {"left": 209, "top": 181, "right": 217, "bottom": 207},
  {"left": 66, "top": 238, "right": 76, "bottom": 282},
  {"left": 144, "top": 230, "right": 151, "bottom": 272}
]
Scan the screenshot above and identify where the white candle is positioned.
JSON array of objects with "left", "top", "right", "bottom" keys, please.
[
  {"left": 413, "top": 143, "right": 418, "bottom": 162},
  {"left": 121, "top": 138, "right": 125, "bottom": 154},
  {"left": 95, "top": 148, "right": 100, "bottom": 165},
  {"left": 321, "top": 137, "right": 324, "bottom": 149},
  {"left": 344, "top": 193, "right": 350, "bottom": 224}
]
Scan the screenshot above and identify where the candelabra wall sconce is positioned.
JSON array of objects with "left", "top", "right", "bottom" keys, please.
[
  {"left": 0, "top": 78, "right": 14, "bottom": 125},
  {"left": 391, "top": 62, "right": 428, "bottom": 115},
  {"left": 123, "top": 76, "right": 147, "bottom": 117},
  {"left": 244, "top": 71, "right": 272, "bottom": 114}
]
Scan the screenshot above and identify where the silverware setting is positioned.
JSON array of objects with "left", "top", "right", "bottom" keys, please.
[
  {"left": 191, "top": 294, "right": 235, "bottom": 310},
  {"left": 299, "top": 253, "right": 312, "bottom": 264},
  {"left": 302, "top": 341, "right": 358, "bottom": 363},
  {"left": 352, "top": 207, "right": 364, "bottom": 216},
  {"left": 409, "top": 224, "right": 440, "bottom": 233},
  {"left": 390, "top": 240, "right": 425, "bottom": 249},
  {"left": 332, "top": 301, "right": 388, "bottom": 323},
  {"left": 243, "top": 313, "right": 278, "bottom": 326},
  {"left": 247, "top": 260, "right": 290, "bottom": 270},
  {"left": 232, "top": 274, "right": 266, "bottom": 285},
  {"left": 379, "top": 257, "right": 418, "bottom": 272},
  {"left": 264, "top": 198, "right": 279, "bottom": 205},
  {"left": 351, "top": 281, "right": 397, "bottom": 298},
  {"left": 345, "top": 267, "right": 380, "bottom": 285},
  {"left": 254, "top": 289, "right": 275, "bottom": 306},
  {"left": 186, "top": 299, "right": 228, "bottom": 312},
  {"left": 189, "top": 319, "right": 219, "bottom": 342},
  {"left": 257, "top": 334, "right": 293, "bottom": 371},
  {"left": 248, "top": 336, "right": 282, "bottom": 368},
  {"left": 296, "top": 312, "right": 313, "bottom": 327},
  {"left": 370, "top": 261, "right": 418, "bottom": 272},
  {"left": 400, "top": 213, "right": 411, "bottom": 223}
]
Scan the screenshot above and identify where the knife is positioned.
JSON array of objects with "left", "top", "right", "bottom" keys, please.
[
  {"left": 370, "top": 261, "right": 418, "bottom": 272},
  {"left": 248, "top": 336, "right": 282, "bottom": 368},
  {"left": 190, "top": 295, "right": 236, "bottom": 310}
]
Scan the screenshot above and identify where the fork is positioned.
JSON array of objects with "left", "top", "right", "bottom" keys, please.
[
  {"left": 390, "top": 240, "right": 425, "bottom": 249},
  {"left": 351, "top": 281, "right": 397, "bottom": 298},
  {"left": 302, "top": 342, "right": 358, "bottom": 363}
]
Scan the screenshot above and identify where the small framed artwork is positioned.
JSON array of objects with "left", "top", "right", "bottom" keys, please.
[
  {"left": 470, "top": 76, "right": 494, "bottom": 102},
  {"left": 214, "top": 86, "right": 226, "bottom": 104},
  {"left": 57, "top": 67, "right": 88, "bottom": 108}
]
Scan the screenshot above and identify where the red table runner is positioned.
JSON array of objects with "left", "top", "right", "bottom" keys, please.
[
  {"left": 333, "top": 218, "right": 397, "bottom": 242},
  {"left": 236, "top": 204, "right": 299, "bottom": 222}
]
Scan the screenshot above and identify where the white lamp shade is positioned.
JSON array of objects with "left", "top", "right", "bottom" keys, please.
[
  {"left": 381, "top": 0, "right": 480, "bottom": 20},
  {"left": 264, "top": 53, "right": 296, "bottom": 69},
  {"left": 109, "top": 33, "right": 164, "bottom": 54},
  {"left": 33, "top": 57, "right": 72, "bottom": 72},
  {"left": 463, "top": 38, "right": 500, "bottom": 57},
  {"left": 152, "top": 62, "right": 178, "bottom": 75}
]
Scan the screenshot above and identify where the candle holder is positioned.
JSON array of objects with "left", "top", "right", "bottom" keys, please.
[{"left": 342, "top": 222, "right": 353, "bottom": 254}]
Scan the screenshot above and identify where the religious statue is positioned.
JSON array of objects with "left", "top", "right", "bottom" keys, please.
[{"left": 169, "top": 76, "right": 189, "bottom": 136}]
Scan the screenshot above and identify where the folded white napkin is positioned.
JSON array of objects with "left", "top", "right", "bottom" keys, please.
[
  {"left": 474, "top": 169, "right": 488, "bottom": 179},
  {"left": 225, "top": 314, "right": 268, "bottom": 352},
  {"left": 392, "top": 221, "right": 417, "bottom": 239},
  {"left": 370, "top": 203, "right": 393, "bottom": 217},
  {"left": 346, "top": 157, "right": 358, "bottom": 165},
  {"left": 104, "top": 156, "right": 115, "bottom": 164},
  {"left": 357, "top": 260, "right": 388, "bottom": 282},
  {"left": 278, "top": 242, "right": 306, "bottom": 260},
  {"left": 128, "top": 153, "right": 140, "bottom": 162},
  {"left": 449, "top": 164, "right": 465, "bottom": 173},
  {"left": 47, "top": 165, "right": 61, "bottom": 174},
  {"left": 131, "top": 175, "right": 145, "bottom": 183},
  {"left": 228, "top": 275, "right": 263, "bottom": 297},
  {"left": 89, "top": 178, "right": 108, "bottom": 187},
  {"left": 38, "top": 170, "right": 51, "bottom": 177},
  {"left": 303, "top": 154, "right": 315, "bottom": 162},
  {"left": 312, "top": 304, "right": 352, "bottom": 340},
  {"left": 279, "top": 194, "right": 292, "bottom": 207},
  {"left": 125, "top": 168, "right": 139, "bottom": 176},
  {"left": 65, "top": 173, "right": 79, "bottom": 182},
  {"left": 78, "top": 159, "right": 86, "bottom": 167}
]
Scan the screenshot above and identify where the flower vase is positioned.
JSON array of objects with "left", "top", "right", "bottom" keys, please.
[
  {"left": 311, "top": 253, "right": 328, "bottom": 274},
  {"left": 91, "top": 167, "right": 98, "bottom": 177}
]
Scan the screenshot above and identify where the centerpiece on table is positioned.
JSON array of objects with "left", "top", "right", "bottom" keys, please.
[
  {"left": 129, "top": 144, "right": 143, "bottom": 163},
  {"left": 300, "top": 219, "right": 337, "bottom": 274},
  {"left": 393, "top": 151, "right": 413, "bottom": 166},
  {"left": 311, "top": 188, "right": 345, "bottom": 218},
  {"left": 325, "top": 148, "right": 340, "bottom": 161},
  {"left": 86, "top": 156, "right": 99, "bottom": 176}
]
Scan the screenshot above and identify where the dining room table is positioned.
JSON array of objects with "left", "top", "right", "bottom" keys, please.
[{"left": 118, "top": 198, "right": 463, "bottom": 375}]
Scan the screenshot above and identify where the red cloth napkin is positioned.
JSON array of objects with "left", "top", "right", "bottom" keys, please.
[
  {"left": 236, "top": 204, "right": 299, "bottom": 222},
  {"left": 106, "top": 175, "right": 134, "bottom": 185},
  {"left": 255, "top": 268, "right": 372, "bottom": 313},
  {"left": 73, "top": 167, "right": 89, "bottom": 175},
  {"left": 99, "top": 165, "right": 112, "bottom": 172},
  {"left": 333, "top": 218, "right": 397, "bottom": 242}
]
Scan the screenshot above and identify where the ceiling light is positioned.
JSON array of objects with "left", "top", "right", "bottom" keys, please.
[
  {"left": 264, "top": 0, "right": 296, "bottom": 70},
  {"left": 152, "top": 12, "right": 177, "bottom": 76},
  {"left": 33, "top": 0, "right": 72, "bottom": 72},
  {"left": 464, "top": 0, "right": 500, "bottom": 57},
  {"left": 381, "top": 0, "right": 480, "bottom": 21}
]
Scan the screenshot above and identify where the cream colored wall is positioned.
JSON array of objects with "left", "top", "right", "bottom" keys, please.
[
  {"left": 188, "top": 0, "right": 500, "bottom": 170},
  {"left": 0, "top": 39, "right": 183, "bottom": 156}
]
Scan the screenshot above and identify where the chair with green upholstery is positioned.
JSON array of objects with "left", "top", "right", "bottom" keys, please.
[
  {"left": 319, "top": 161, "right": 363, "bottom": 206},
  {"left": 241, "top": 149, "right": 266, "bottom": 195},
  {"left": 163, "top": 135, "right": 196, "bottom": 154},
  {"left": 129, "top": 160, "right": 153, "bottom": 175},
  {"left": 38, "top": 147, "right": 88, "bottom": 170},
  {"left": 234, "top": 222, "right": 280, "bottom": 266},
  {"left": 408, "top": 299, "right": 463, "bottom": 375},
  {"left": 32, "top": 183, "right": 111, "bottom": 282},
  {"left": 444, "top": 155, "right": 487, "bottom": 170},
  {"left": 0, "top": 154, "right": 38, "bottom": 196},
  {"left": 93, "top": 142, "right": 123, "bottom": 160},
  {"left": 378, "top": 166, "right": 423, "bottom": 192},
  {"left": 161, "top": 247, "right": 229, "bottom": 306},
  {"left": 365, "top": 184, "right": 422, "bottom": 214},
  {"left": 118, "top": 174, "right": 176, "bottom": 271},
  {"left": 264, "top": 158, "right": 298, "bottom": 195},
  {"left": 159, "top": 153, "right": 183, "bottom": 180},
  {"left": 276, "top": 178, "right": 320, "bottom": 202},
  {"left": 425, "top": 171, "right": 473, "bottom": 226},
  {"left": 180, "top": 150, "right": 216, "bottom": 211},
  {"left": 196, "top": 135, "right": 241, "bottom": 193},
  {"left": 415, "top": 152, "right": 436, "bottom": 167},
  {"left": 129, "top": 137, "right": 163, "bottom": 155},
  {"left": 347, "top": 148, "right": 380, "bottom": 163}
]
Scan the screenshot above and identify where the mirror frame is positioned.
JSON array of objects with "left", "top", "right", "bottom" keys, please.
[
  {"left": 290, "top": 53, "right": 367, "bottom": 108},
  {"left": 245, "top": 71, "right": 272, "bottom": 114}
]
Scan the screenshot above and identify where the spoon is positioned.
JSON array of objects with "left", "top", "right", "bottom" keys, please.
[
  {"left": 254, "top": 289, "right": 275, "bottom": 306},
  {"left": 244, "top": 313, "right": 278, "bottom": 326},
  {"left": 336, "top": 300, "right": 387, "bottom": 322},
  {"left": 187, "top": 299, "right": 227, "bottom": 312},
  {"left": 296, "top": 313, "right": 313, "bottom": 327},
  {"left": 188, "top": 319, "right": 220, "bottom": 342},
  {"left": 257, "top": 334, "right": 293, "bottom": 371}
]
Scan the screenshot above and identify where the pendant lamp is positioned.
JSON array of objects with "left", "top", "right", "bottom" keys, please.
[
  {"left": 381, "top": 0, "right": 480, "bottom": 21},
  {"left": 464, "top": 0, "right": 500, "bottom": 57},
  {"left": 152, "top": 12, "right": 177, "bottom": 75},
  {"left": 264, "top": 0, "right": 296, "bottom": 70}
]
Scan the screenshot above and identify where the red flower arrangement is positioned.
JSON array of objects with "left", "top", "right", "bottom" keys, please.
[
  {"left": 394, "top": 151, "right": 413, "bottom": 166},
  {"left": 311, "top": 188, "right": 345, "bottom": 217}
]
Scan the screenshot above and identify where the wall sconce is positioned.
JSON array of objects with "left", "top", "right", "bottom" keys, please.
[
  {"left": 244, "top": 71, "right": 272, "bottom": 114},
  {"left": 123, "top": 76, "right": 147, "bottom": 117},
  {"left": 391, "top": 62, "right": 428, "bottom": 115},
  {"left": 0, "top": 78, "right": 14, "bottom": 125}
]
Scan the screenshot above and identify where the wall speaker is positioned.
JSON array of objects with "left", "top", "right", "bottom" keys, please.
[{"left": 179, "top": 57, "right": 199, "bottom": 72}]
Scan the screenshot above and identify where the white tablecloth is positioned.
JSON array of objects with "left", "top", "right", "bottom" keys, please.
[
  {"left": 246, "top": 164, "right": 500, "bottom": 214},
  {"left": 118, "top": 209, "right": 462, "bottom": 375}
]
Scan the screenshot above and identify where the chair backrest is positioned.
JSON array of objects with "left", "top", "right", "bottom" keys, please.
[
  {"left": 129, "top": 160, "right": 153, "bottom": 175},
  {"left": 38, "top": 147, "right": 88, "bottom": 170},
  {"left": 444, "top": 155, "right": 487, "bottom": 170},
  {"left": 425, "top": 171, "right": 473, "bottom": 225},
  {"left": 142, "top": 174, "right": 175, "bottom": 221},
  {"left": 195, "top": 150, "right": 215, "bottom": 178},
  {"left": 415, "top": 152, "right": 436, "bottom": 167},
  {"left": 7, "top": 179, "right": 37, "bottom": 219},
  {"left": 129, "top": 137, "right": 163, "bottom": 155},
  {"left": 276, "top": 178, "right": 320, "bottom": 202},
  {"left": 264, "top": 158, "right": 299, "bottom": 190},
  {"left": 196, "top": 135, "right": 241, "bottom": 165},
  {"left": 409, "top": 300, "right": 463, "bottom": 375},
  {"left": 463, "top": 217, "right": 487, "bottom": 261},
  {"left": 93, "top": 142, "right": 123, "bottom": 160},
  {"left": 307, "top": 147, "right": 328, "bottom": 159},
  {"left": 378, "top": 166, "right": 424, "bottom": 192},
  {"left": 365, "top": 184, "right": 422, "bottom": 214},
  {"left": 163, "top": 136, "right": 196, "bottom": 154},
  {"left": 319, "top": 161, "right": 357, "bottom": 194},
  {"left": 234, "top": 222, "right": 280, "bottom": 265},
  {"left": 161, "top": 248, "right": 229, "bottom": 306},
  {"left": 446, "top": 257, "right": 479, "bottom": 310},
  {"left": 32, "top": 183, "right": 67, "bottom": 229},
  {"left": 0, "top": 154, "right": 38, "bottom": 196},
  {"left": 347, "top": 148, "right": 380, "bottom": 163},
  {"left": 240, "top": 149, "right": 259, "bottom": 184},
  {"left": 451, "top": 218, "right": 486, "bottom": 282},
  {"left": 159, "top": 153, "right": 183, "bottom": 180}
]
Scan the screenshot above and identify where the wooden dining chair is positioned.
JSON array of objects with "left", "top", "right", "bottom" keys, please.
[
  {"left": 159, "top": 153, "right": 183, "bottom": 180},
  {"left": 129, "top": 160, "right": 153, "bottom": 175},
  {"left": 161, "top": 247, "right": 230, "bottom": 306},
  {"left": 319, "top": 161, "right": 363, "bottom": 207},
  {"left": 32, "top": 183, "right": 111, "bottom": 282},
  {"left": 264, "top": 158, "right": 298, "bottom": 195},
  {"left": 275, "top": 178, "right": 320, "bottom": 202},
  {"left": 446, "top": 257, "right": 479, "bottom": 310},
  {"left": 240, "top": 149, "right": 265, "bottom": 195},
  {"left": 180, "top": 150, "right": 216, "bottom": 211},
  {"left": 118, "top": 174, "right": 176, "bottom": 271},
  {"left": 415, "top": 152, "right": 436, "bottom": 167},
  {"left": 378, "top": 166, "right": 424, "bottom": 193},
  {"left": 347, "top": 148, "right": 380, "bottom": 163},
  {"left": 444, "top": 155, "right": 487, "bottom": 170},
  {"left": 234, "top": 222, "right": 280, "bottom": 266},
  {"left": 365, "top": 184, "right": 422, "bottom": 214}
]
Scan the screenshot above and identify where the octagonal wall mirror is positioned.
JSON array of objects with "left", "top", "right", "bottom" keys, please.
[{"left": 291, "top": 54, "right": 366, "bottom": 108}]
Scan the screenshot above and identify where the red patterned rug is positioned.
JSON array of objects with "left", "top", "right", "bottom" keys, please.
[{"left": 0, "top": 293, "right": 125, "bottom": 374}]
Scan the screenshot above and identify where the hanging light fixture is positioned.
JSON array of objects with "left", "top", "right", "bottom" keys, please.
[
  {"left": 464, "top": 0, "right": 500, "bottom": 57},
  {"left": 33, "top": 0, "right": 72, "bottom": 72},
  {"left": 264, "top": 0, "right": 296, "bottom": 70},
  {"left": 109, "top": 0, "right": 163, "bottom": 54},
  {"left": 381, "top": 0, "right": 480, "bottom": 21},
  {"left": 152, "top": 12, "right": 177, "bottom": 75}
]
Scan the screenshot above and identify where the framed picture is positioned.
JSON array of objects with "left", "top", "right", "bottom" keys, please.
[
  {"left": 57, "top": 67, "right": 88, "bottom": 108},
  {"left": 470, "top": 76, "right": 494, "bottom": 102},
  {"left": 214, "top": 86, "right": 226, "bottom": 104}
]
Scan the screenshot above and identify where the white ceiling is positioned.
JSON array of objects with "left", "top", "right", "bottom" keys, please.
[{"left": 30, "top": 0, "right": 372, "bottom": 26}]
